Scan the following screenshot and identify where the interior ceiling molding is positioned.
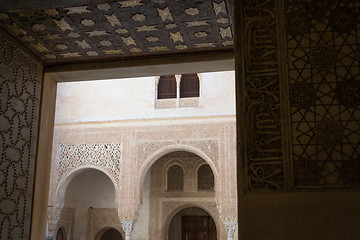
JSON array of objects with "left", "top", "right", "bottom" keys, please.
[{"left": 0, "top": 0, "right": 233, "bottom": 65}]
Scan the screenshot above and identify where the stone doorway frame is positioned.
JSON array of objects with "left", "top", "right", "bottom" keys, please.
[{"left": 30, "top": 53, "right": 235, "bottom": 239}]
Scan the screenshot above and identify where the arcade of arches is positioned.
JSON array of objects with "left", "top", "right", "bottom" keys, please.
[{"left": 47, "top": 123, "right": 238, "bottom": 240}]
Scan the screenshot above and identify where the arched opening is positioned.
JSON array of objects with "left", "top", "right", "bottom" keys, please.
[
  {"left": 99, "top": 228, "right": 123, "bottom": 240},
  {"left": 167, "top": 164, "right": 184, "bottom": 191},
  {"left": 168, "top": 207, "right": 217, "bottom": 240},
  {"left": 136, "top": 150, "right": 218, "bottom": 239},
  {"left": 56, "top": 227, "right": 67, "bottom": 240},
  {"left": 137, "top": 145, "right": 219, "bottom": 205},
  {"left": 197, "top": 164, "right": 215, "bottom": 191},
  {"left": 63, "top": 169, "right": 117, "bottom": 239}
]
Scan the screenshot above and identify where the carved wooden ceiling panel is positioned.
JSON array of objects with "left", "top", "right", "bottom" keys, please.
[{"left": 0, "top": 0, "right": 233, "bottom": 64}]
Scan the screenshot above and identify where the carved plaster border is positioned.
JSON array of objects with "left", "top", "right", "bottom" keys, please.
[{"left": 136, "top": 140, "right": 219, "bottom": 173}]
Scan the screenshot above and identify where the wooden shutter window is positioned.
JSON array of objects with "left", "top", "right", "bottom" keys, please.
[
  {"left": 180, "top": 73, "right": 199, "bottom": 98},
  {"left": 158, "top": 75, "right": 176, "bottom": 99}
]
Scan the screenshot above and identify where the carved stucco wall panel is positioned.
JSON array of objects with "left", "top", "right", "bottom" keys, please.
[
  {"left": 240, "top": 0, "right": 360, "bottom": 191},
  {"left": 218, "top": 125, "right": 237, "bottom": 221},
  {"left": 57, "top": 143, "right": 122, "bottom": 184},
  {"left": 136, "top": 139, "right": 219, "bottom": 173}
]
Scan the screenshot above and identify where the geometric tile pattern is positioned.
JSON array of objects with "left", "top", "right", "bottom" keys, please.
[
  {"left": 0, "top": 29, "right": 42, "bottom": 239},
  {"left": 0, "top": 0, "right": 233, "bottom": 64},
  {"left": 286, "top": 0, "right": 360, "bottom": 187}
]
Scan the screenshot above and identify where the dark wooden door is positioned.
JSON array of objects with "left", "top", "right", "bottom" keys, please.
[{"left": 182, "top": 216, "right": 216, "bottom": 240}]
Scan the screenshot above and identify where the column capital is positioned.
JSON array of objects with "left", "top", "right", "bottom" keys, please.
[
  {"left": 224, "top": 222, "right": 237, "bottom": 240},
  {"left": 175, "top": 74, "right": 181, "bottom": 84},
  {"left": 121, "top": 221, "right": 135, "bottom": 240}
]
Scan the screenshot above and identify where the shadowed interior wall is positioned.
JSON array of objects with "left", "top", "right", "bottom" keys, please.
[
  {"left": 64, "top": 169, "right": 116, "bottom": 240},
  {"left": 0, "top": 29, "right": 42, "bottom": 240},
  {"left": 132, "top": 171, "right": 150, "bottom": 240}
]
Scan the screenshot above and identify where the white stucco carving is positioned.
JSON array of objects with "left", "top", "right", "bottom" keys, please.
[{"left": 57, "top": 143, "right": 122, "bottom": 183}]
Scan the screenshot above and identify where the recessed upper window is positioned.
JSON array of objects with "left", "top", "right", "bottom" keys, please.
[
  {"left": 167, "top": 164, "right": 184, "bottom": 191},
  {"left": 197, "top": 164, "right": 214, "bottom": 191},
  {"left": 158, "top": 75, "right": 177, "bottom": 99},
  {"left": 157, "top": 73, "right": 199, "bottom": 99},
  {"left": 180, "top": 73, "right": 200, "bottom": 98}
]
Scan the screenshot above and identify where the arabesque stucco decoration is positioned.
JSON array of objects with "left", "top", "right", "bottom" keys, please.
[
  {"left": 57, "top": 143, "right": 122, "bottom": 183},
  {"left": 136, "top": 139, "right": 219, "bottom": 173}
]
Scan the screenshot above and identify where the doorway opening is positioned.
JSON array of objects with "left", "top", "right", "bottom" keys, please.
[
  {"left": 55, "top": 227, "right": 67, "bottom": 240},
  {"left": 98, "top": 228, "right": 123, "bottom": 240},
  {"left": 169, "top": 207, "right": 217, "bottom": 240}
]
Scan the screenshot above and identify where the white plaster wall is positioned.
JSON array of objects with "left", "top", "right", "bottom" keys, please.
[
  {"left": 55, "top": 71, "right": 235, "bottom": 124},
  {"left": 132, "top": 170, "right": 151, "bottom": 240},
  {"left": 64, "top": 170, "right": 116, "bottom": 240}
]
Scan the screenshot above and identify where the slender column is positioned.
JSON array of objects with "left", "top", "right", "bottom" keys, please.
[
  {"left": 175, "top": 74, "right": 181, "bottom": 107},
  {"left": 121, "top": 221, "right": 135, "bottom": 240},
  {"left": 46, "top": 204, "right": 63, "bottom": 239},
  {"left": 155, "top": 76, "right": 160, "bottom": 108},
  {"left": 224, "top": 222, "right": 237, "bottom": 240}
]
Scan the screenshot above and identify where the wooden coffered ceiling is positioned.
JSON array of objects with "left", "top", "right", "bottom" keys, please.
[{"left": 0, "top": 0, "right": 233, "bottom": 65}]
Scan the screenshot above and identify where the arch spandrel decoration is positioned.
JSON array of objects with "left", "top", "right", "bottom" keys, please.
[
  {"left": 136, "top": 140, "right": 219, "bottom": 174},
  {"left": 57, "top": 143, "right": 122, "bottom": 185},
  {"left": 136, "top": 141, "right": 174, "bottom": 172}
]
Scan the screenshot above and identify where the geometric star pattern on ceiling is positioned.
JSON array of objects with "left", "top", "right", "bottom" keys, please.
[{"left": 0, "top": 0, "right": 233, "bottom": 64}]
